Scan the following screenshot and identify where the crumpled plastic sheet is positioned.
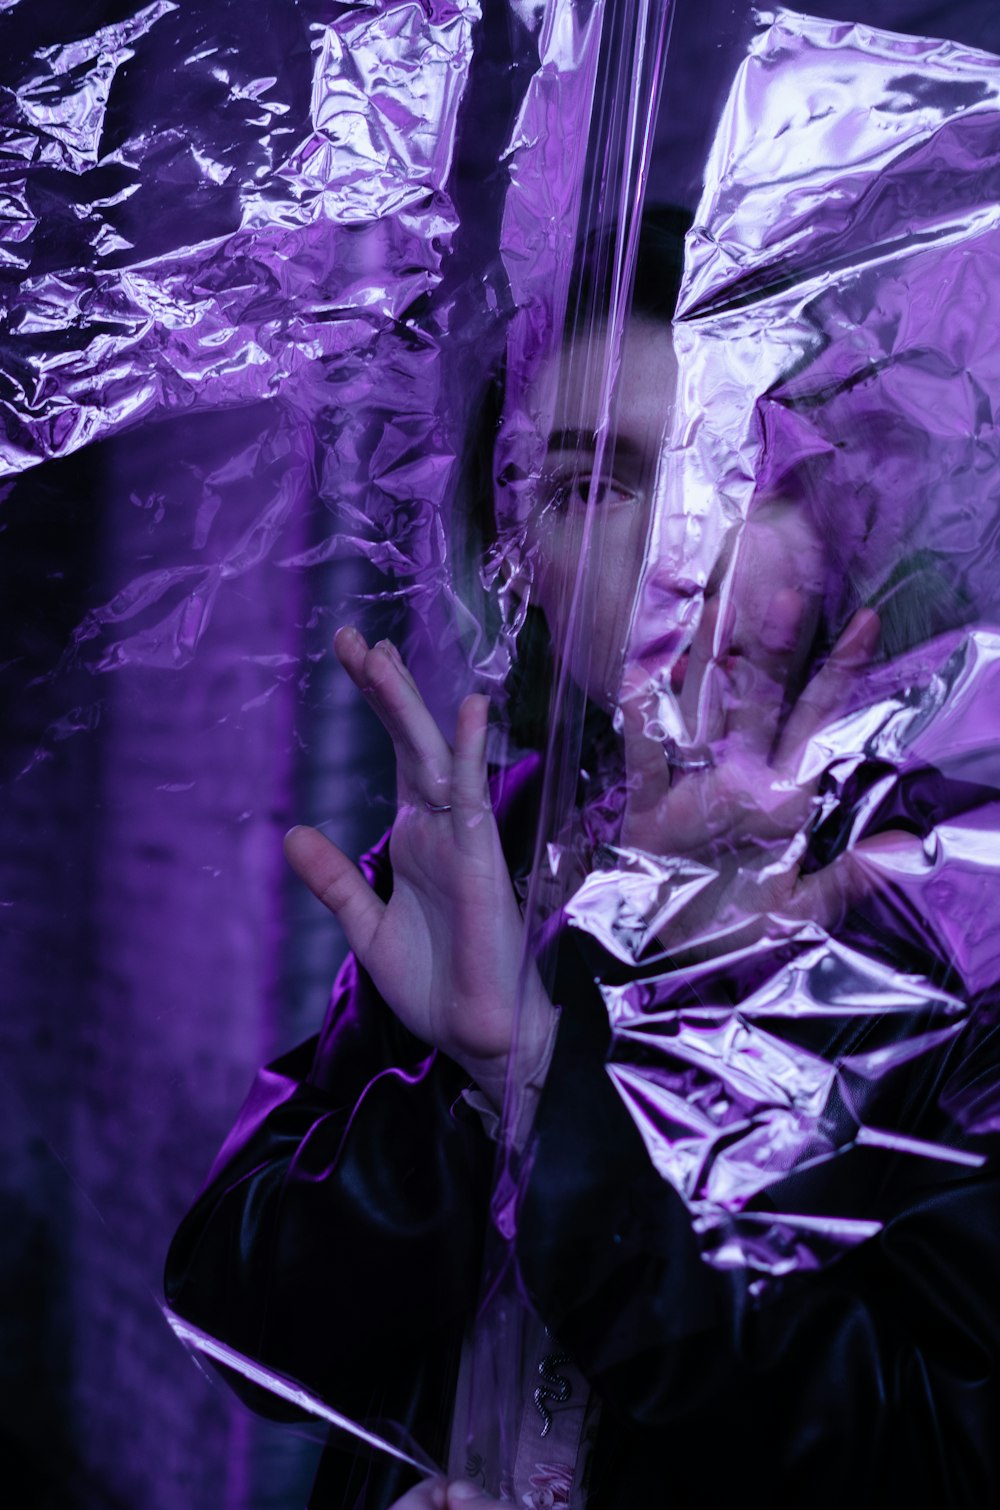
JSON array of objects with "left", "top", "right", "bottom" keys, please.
[
  {"left": 2, "top": 1, "right": 474, "bottom": 459},
  {"left": 9, "top": 0, "right": 1000, "bottom": 1307},
  {"left": 554, "top": 9, "right": 1000, "bottom": 1280},
  {"left": 1, "top": 0, "right": 481, "bottom": 673},
  {"left": 488, "top": 0, "right": 676, "bottom": 677}
]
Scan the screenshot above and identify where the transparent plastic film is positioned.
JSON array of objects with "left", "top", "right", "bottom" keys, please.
[
  {"left": 1, "top": 0, "right": 653, "bottom": 1496},
  {"left": 503, "top": 9, "right": 1000, "bottom": 1303},
  {"left": 453, "top": 3, "right": 686, "bottom": 1499},
  {"left": 492, "top": 0, "right": 679, "bottom": 1140},
  {"left": 6, "top": 2, "right": 1000, "bottom": 1508},
  {"left": 457, "top": 10, "right": 1000, "bottom": 1504},
  {"left": 1, "top": 0, "right": 511, "bottom": 1494}
]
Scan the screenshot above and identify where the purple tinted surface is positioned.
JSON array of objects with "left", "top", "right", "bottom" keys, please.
[
  {"left": 573, "top": 10, "right": 1000, "bottom": 1281},
  {"left": 4, "top": 2, "right": 1000, "bottom": 1507}
]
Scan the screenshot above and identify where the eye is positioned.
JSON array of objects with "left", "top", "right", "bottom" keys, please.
[{"left": 546, "top": 472, "right": 640, "bottom": 513}]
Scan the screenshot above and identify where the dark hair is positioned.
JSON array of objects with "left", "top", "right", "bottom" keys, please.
[{"left": 571, "top": 202, "right": 692, "bottom": 330}]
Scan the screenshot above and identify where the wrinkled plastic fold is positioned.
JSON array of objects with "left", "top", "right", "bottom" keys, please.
[
  {"left": 2, "top": 2, "right": 475, "bottom": 470},
  {"left": 2, "top": 0, "right": 481, "bottom": 675},
  {"left": 538, "top": 9, "right": 1000, "bottom": 1280},
  {"left": 8, "top": 0, "right": 1000, "bottom": 1499}
]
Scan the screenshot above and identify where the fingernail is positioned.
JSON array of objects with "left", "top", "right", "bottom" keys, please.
[
  {"left": 447, "top": 1482, "right": 481, "bottom": 1504},
  {"left": 854, "top": 607, "right": 880, "bottom": 641},
  {"left": 840, "top": 608, "right": 880, "bottom": 657}
]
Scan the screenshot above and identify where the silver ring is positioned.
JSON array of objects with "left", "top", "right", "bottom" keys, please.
[
  {"left": 663, "top": 738, "right": 714, "bottom": 773},
  {"left": 424, "top": 800, "right": 453, "bottom": 813}
]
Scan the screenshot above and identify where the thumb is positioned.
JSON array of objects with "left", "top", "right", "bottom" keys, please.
[
  {"left": 386, "top": 1479, "right": 448, "bottom": 1510},
  {"left": 447, "top": 1481, "right": 502, "bottom": 1508},
  {"left": 781, "top": 828, "right": 925, "bottom": 934},
  {"left": 284, "top": 825, "right": 385, "bottom": 965}
]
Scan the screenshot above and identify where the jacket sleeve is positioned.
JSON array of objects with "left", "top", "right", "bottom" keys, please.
[
  {"left": 164, "top": 763, "right": 544, "bottom": 1449},
  {"left": 516, "top": 954, "right": 1000, "bottom": 1510},
  {"left": 164, "top": 938, "right": 494, "bottom": 1429}
]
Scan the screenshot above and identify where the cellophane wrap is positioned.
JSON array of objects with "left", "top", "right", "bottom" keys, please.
[
  {"left": 1, "top": 0, "right": 488, "bottom": 669},
  {"left": 5, "top": 0, "right": 1000, "bottom": 1500},
  {"left": 1, "top": 0, "right": 502, "bottom": 1480},
  {"left": 509, "top": 8, "right": 1000, "bottom": 1288},
  {"left": 466, "top": 10, "right": 1000, "bottom": 1496}
]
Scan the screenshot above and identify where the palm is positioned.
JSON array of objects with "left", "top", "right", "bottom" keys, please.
[
  {"left": 285, "top": 629, "right": 551, "bottom": 1107},
  {"left": 619, "top": 596, "right": 883, "bottom": 956},
  {"left": 374, "top": 801, "right": 523, "bottom": 1064}
]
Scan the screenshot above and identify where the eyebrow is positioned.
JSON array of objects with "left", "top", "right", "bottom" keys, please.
[{"left": 545, "top": 427, "right": 644, "bottom": 463}]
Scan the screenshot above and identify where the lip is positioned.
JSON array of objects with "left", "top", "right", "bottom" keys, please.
[
  {"left": 631, "top": 628, "right": 681, "bottom": 663},
  {"left": 627, "top": 634, "right": 689, "bottom": 693},
  {"left": 629, "top": 644, "right": 739, "bottom": 700}
]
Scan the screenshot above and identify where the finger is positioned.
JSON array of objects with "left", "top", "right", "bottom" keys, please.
[
  {"left": 335, "top": 627, "right": 452, "bottom": 807},
  {"left": 777, "top": 847, "right": 868, "bottom": 935},
  {"left": 619, "top": 666, "right": 672, "bottom": 823},
  {"left": 678, "top": 593, "right": 725, "bottom": 745},
  {"left": 333, "top": 622, "right": 370, "bottom": 681},
  {"left": 724, "top": 586, "right": 808, "bottom": 756},
  {"left": 450, "top": 694, "right": 492, "bottom": 854},
  {"left": 387, "top": 1478, "right": 448, "bottom": 1510},
  {"left": 851, "top": 827, "right": 928, "bottom": 882},
  {"left": 363, "top": 642, "right": 452, "bottom": 802},
  {"left": 447, "top": 1481, "right": 502, "bottom": 1508},
  {"left": 775, "top": 608, "right": 880, "bottom": 772},
  {"left": 284, "top": 825, "right": 385, "bottom": 964},
  {"left": 777, "top": 827, "right": 921, "bottom": 933},
  {"left": 377, "top": 633, "right": 423, "bottom": 699}
]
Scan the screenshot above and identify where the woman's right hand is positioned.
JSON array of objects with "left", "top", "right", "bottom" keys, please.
[
  {"left": 388, "top": 1478, "right": 501, "bottom": 1509},
  {"left": 618, "top": 499, "right": 917, "bottom": 957},
  {"left": 284, "top": 628, "right": 554, "bottom": 1109}
]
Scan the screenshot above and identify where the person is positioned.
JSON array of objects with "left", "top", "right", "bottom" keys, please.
[{"left": 165, "top": 211, "right": 1000, "bottom": 1510}]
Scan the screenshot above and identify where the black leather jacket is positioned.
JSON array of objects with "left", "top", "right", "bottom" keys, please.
[{"left": 166, "top": 755, "right": 1000, "bottom": 1509}]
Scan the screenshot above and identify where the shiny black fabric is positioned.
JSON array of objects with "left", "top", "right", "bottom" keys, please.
[
  {"left": 522, "top": 951, "right": 1000, "bottom": 1509},
  {"left": 166, "top": 755, "right": 1000, "bottom": 1509},
  {"left": 166, "top": 957, "right": 491, "bottom": 1506}
]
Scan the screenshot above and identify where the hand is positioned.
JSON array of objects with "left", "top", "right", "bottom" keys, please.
[
  {"left": 388, "top": 1478, "right": 501, "bottom": 1509},
  {"left": 284, "top": 628, "right": 554, "bottom": 1108},
  {"left": 620, "top": 572, "right": 904, "bottom": 957}
]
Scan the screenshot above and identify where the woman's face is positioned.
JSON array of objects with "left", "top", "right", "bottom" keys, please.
[
  {"left": 525, "top": 316, "right": 827, "bottom": 719},
  {"left": 527, "top": 317, "right": 681, "bottom": 708}
]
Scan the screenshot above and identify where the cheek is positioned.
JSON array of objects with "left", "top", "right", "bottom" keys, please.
[
  {"left": 742, "top": 510, "right": 825, "bottom": 601},
  {"left": 530, "top": 515, "right": 586, "bottom": 620},
  {"left": 533, "top": 509, "right": 645, "bottom": 636}
]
